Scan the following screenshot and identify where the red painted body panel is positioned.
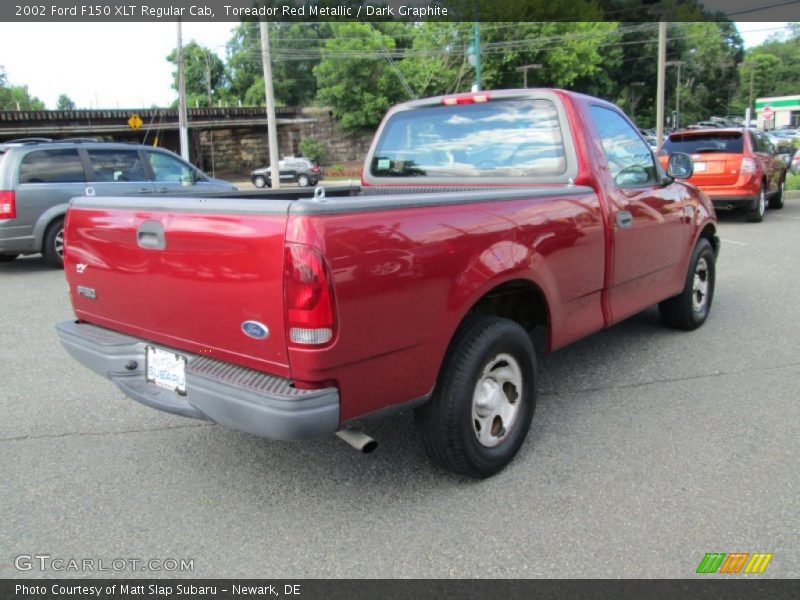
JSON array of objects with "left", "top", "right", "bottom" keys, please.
[
  {"left": 64, "top": 207, "right": 291, "bottom": 378},
  {"left": 62, "top": 89, "right": 717, "bottom": 425}
]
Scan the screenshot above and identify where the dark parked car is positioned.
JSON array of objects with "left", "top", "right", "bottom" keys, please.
[
  {"left": 250, "top": 157, "right": 323, "bottom": 188},
  {"left": 0, "top": 139, "right": 236, "bottom": 266}
]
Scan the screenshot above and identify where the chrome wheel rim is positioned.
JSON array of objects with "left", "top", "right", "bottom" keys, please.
[
  {"left": 692, "top": 257, "right": 709, "bottom": 313},
  {"left": 298, "top": 176, "right": 309, "bottom": 187},
  {"left": 758, "top": 188, "right": 765, "bottom": 216},
  {"left": 55, "top": 228, "right": 65, "bottom": 259},
  {"left": 471, "top": 353, "right": 523, "bottom": 448},
  {"left": 254, "top": 176, "right": 265, "bottom": 188}
]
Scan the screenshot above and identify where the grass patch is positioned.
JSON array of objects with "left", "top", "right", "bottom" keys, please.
[{"left": 787, "top": 173, "right": 800, "bottom": 191}]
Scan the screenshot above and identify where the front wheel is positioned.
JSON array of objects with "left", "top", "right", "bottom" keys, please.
[
  {"left": 745, "top": 184, "right": 766, "bottom": 222},
  {"left": 252, "top": 175, "right": 267, "bottom": 188},
  {"left": 42, "top": 218, "right": 65, "bottom": 268},
  {"left": 418, "top": 316, "right": 537, "bottom": 479},
  {"left": 659, "top": 238, "right": 715, "bottom": 330}
]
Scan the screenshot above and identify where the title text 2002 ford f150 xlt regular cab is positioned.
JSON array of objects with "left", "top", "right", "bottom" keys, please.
[{"left": 56, "top": 90, "right": 719, "bottom": 478}]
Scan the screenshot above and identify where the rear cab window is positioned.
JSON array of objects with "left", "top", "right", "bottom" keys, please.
[
  {"left": 662, "top": 132, "right": 744, "bottom": 154},
  {"left": 19, "top": 149, "right": 86, "bottom": 183},
  {"left": 365, "top": 94, "right": 576, "bottom": 185}
]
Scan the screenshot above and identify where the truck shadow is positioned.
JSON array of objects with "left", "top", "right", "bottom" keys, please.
[
  {"left": 0, "top": 254, "right": 54, "bottom": 273},
  {"left": 187, "top": 306, "right": 674, "bottom": 497}
]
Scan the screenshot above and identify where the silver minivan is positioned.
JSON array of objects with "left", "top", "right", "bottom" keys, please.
[{"left": 0, "top": 140, "right": 236, "bottom": 267}]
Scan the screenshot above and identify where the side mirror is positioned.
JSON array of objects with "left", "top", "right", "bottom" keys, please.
[{"left": 667, "top": 152, "right": 694, "bottom": 179}]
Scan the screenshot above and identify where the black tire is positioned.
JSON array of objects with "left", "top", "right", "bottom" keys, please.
[
  {"left": 42, "top": 218, "right": 65, "bottom": 268},
  {"left": 418, "top": 315, "right": 537, "bottom": 479},
  {"left": 297, "top": 174, "right": 310, "bottom": 187},
  {"left": 0, "top": 254, "right": 18, "bottom": 262},
  {"left": 252, "top": 175, "right": 267, "bottom": 188},
  {"left": 769, "top": 178, "right": 785, "bottom": 210},
  {"left": 659, "top": 238, "right": 715, "bottom": 330},
  {"left": 745, "top": 184, "right": 766, "bottom": 222}
]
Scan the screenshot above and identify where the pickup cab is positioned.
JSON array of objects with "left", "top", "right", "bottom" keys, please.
[{"left": 56, "top": 89, "right": 719, "bottom": 478}]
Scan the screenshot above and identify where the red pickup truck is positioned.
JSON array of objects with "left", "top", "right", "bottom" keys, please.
[{"left": 56, "top": 90, "right": 718, "bottom": 478}]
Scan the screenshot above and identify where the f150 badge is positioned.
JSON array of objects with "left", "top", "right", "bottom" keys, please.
[{"left": 241, "top": 321, "right": 269, "bottom": 340}]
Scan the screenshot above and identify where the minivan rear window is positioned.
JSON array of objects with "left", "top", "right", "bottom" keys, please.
[
  {"left": 663, "top": 132, "right": 743, "bottom": 154},
  {"left": 19, "top": 149, "right": 85, "bottom": 183},
  {"left": 370, "top": 99, "right": 567, "bottom": 179}
]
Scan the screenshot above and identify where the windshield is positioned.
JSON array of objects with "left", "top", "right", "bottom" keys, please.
[
  {"left": 663, "top": 132, "right": 743, "bottom": 154},
  {"left": 370, "top": 99, "right": 567, "bottom": 179}
]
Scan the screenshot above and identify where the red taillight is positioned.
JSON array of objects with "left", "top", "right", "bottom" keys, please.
[
  {"left": 442, "top": 92, "right": 491, "bottom": 106},
  {"left": 0, "top": 190, "right": 16, "bottom": 220},
  {"left": 284, "top": 243, "right": 336, "bottom": 346},
  {"left": 311, "top": 165, "right": 320, "bottom": 173},
  {"left": 740, "top": 157, "right": 757, "bottom": 175}
]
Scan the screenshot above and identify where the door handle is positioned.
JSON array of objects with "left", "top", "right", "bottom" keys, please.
[
  {"left": 616, "top": 211, "right": 633, "bottom": 229},
  {"left": 138, "top": 188, "right": 151, "bottom": 193},
  {"left": 136, "top": 221, "right": 166, "bottom": 250},
  {"left": 155, "top": 187, "right": 169, "bottom": 193}
]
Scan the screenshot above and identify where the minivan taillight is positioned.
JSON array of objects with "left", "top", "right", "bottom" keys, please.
[
  {"left": 284, "top": 243, "right": 336, "bottom": 346},
  {"left": 0, "top": 190, "right": 16, "bottom": 220},
  {"left": 740, "top": 157, "right": 757, "bottom": 175}
]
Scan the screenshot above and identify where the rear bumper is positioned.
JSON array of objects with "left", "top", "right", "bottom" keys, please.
[
  {"left": 55, "top": 320, "right": 340, "bottom": 441},
  {"left": 708, "top": 194, "right": 758, "bottom": 211}
]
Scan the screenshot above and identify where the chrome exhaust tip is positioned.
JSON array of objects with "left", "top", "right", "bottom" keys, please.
[{"left": 335, "top": 429, "right": 378, "bottom": 454}]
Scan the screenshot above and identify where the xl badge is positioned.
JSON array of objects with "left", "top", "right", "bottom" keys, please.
[{"left": 241, "top": 321, "right": 269, "bottom": 340}]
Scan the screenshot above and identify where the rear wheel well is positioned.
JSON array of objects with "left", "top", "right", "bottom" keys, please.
[
  {"left": 699, "top": 223, "right": 718, "bottom": 255},
  {"left": 467, "top": 280, "right": 549, "bottom": 334}
]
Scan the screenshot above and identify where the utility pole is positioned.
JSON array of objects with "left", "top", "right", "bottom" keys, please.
[
  {"left": 176, "top": 19, "right": 190, "bottom": 161},
  {"left": 472, "top": 22, "right": 482, "bottom": 92},
  {"left": 204, "top": 54, "right": 216, "bottom": 177},
  {"left": 515, "top": 64, "right": 542, "bottom": 88},
  {"left": 655, "top": 20, "right": 667, "bottom": 146},
  {"left": 629, "top": 81, "right": 645, "bottom": 124},
  {"left": 666, "top": 60, "right": 685, "bottom": 129},
  {"left": 742, "top": 61, "right": 759, "bottom": 125},
  {"left": 259, "top": 19, "right": 281, "bottom": 189}
]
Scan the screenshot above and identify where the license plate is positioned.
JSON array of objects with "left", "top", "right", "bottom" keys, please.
[
  {"left": 145, "top": 346, "right": 187, "bottom": 395},
  {"left": 693, "top": 161, "right": 707, "bottom": 173}
]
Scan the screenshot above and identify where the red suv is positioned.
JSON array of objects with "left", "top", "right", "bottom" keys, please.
[{"left": 658, "top": 128, "right": 787, "bottom": 222}]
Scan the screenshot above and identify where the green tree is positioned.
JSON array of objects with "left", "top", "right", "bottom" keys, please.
[
  {"left": 56, "top": 94, "right": 76, "bottom": 110},
  {"left": 225, "top": 22, "right": 331, "bottom": 107},
  {"left": 0, "top": 67, "right": 45, "bottom": 110},
  {"left": 167, "top": 41, "right": 227, "bottom": 107},
  {"left": 314, "top": 23, "right": 408, "bottom": 132}
]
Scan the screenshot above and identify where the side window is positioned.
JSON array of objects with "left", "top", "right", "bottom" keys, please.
[
  {"left": 589, "top": 105, "right": 657, "bottom": 186},
  {"left": 19, "top": 149, "right": 85, "bottom": 184},
  {"left": 752, "top": 132, "right": 764, "bottom": 153},
  {"left": 86, "top": 149, "right": 147, "bottom": 182},
  {"left": 148, "top": 151, "right": 195, "bottom": 182}
]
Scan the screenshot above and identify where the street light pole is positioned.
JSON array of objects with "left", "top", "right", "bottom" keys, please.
[
  {"left": 666, "top": 60, "right": 685, "bottom": 129},
  {"left": 741, "top": 61, "right": 759, "bottom": 125}
]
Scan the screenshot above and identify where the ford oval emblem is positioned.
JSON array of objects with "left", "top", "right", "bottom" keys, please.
[{"left": 241, "top": 321, "right": 269, "bottom": 340}]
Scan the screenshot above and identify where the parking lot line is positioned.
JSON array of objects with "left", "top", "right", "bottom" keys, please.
[{"left": 719, "top": 238, "right": 748, "bottom": 246}]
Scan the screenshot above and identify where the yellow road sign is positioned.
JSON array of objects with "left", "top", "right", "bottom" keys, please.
[{"left": 127, "top": 114, "right": 143, "bottom": 130}]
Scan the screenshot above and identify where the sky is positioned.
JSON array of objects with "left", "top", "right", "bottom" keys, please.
[{"left": 0, "top": 21, "right": 793, "bottom": 110}]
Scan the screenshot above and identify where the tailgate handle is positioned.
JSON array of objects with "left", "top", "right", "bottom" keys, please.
[
  {"left": 616, "top": 211, "right": 633, "bottom": 229},
  {"left": 137, "top": 221, "right": 166, "bottom": 250}
]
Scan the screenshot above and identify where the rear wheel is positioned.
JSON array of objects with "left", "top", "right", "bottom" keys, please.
[
  {"left": 297, "top": 174, "right": 310, "bottom": 187},
  {"left": 659, "top": 238, "right": 715, "bottom": 330},
  {"left": 42, "top": 218, "right": 65, "bottom": 268},
  {"left": 745, "top": 184, "right": 766, "bottom": 222},
  {"left": 769, "top": 179, "right": 785, "bottom": 210},
  {"left": 253, "top": 175, "right": 267, "bottom": 188},
  {"left": 418, "top": 316, "right": 537, "bottom": 479}
]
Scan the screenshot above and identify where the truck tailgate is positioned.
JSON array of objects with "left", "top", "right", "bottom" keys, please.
[{"left": 64, "top": 196, "right": 292, "bottom": 376}]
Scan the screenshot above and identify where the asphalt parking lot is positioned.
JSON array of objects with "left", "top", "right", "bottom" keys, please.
[{"left": 1, "top": 198, "right": 798, "bottom": 579}]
